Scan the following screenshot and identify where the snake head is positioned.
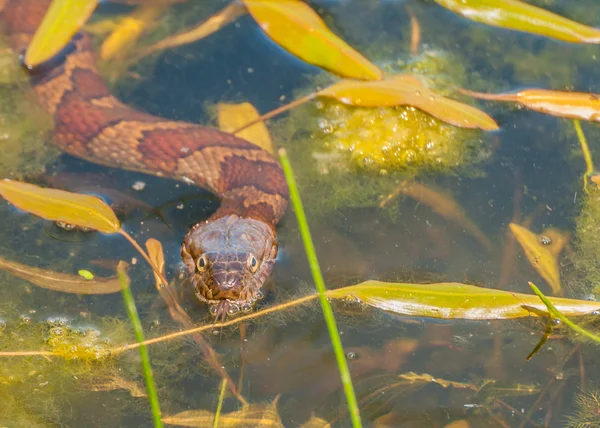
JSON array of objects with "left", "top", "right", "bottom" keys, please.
[{"left": 181, "top": 215, "right": 277, "bottom": 320}]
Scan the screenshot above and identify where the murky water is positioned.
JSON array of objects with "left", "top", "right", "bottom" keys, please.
[{"left": 2, "top": 0, "right": 600, "bottom": 426}]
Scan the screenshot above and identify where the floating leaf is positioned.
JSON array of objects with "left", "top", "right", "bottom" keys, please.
[
  {"left": 242, "top": 0, "right": 382, "bottom": 80},
  {"left": 461, "top": 88, "right": 600, "bottom": 122},
  {"left": 163, "top": 397, "right": 282, "bottom": 427},
  {"left": 0, "top": 256, "right": 122, "bottom": 294},
  {"left": 510, "top": 223, "right": 568, "bottom": 295},
  {"left": 25, "top": 0, "right": 99, "bottom": 67},
  {"left": 327, "top": 280, "right": 600, "bottom": 319},
  {"left": 0, "top": 179, "right": 120, "bottom": 234},
  {"left": 433, "top": 0, "right": 600, "bottom": 43},
  {"left": 140, "top": 2, "right": 246, "bottom": 59},
  {"left": 318, "top": 75, "right": 498, "bottom": 130},
  {"left": 218, "top": 102, "right": 274, "bottom": 154},
  {"left": 101, "top": 4, "right": 166, "bottom": 61},
  {"left": 381, "top": 180, "right": 492, "bottom": 250}
]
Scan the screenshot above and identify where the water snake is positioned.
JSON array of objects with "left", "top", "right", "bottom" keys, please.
[{"left": 0, "top": 0, "right": 289, "bottom": 318}]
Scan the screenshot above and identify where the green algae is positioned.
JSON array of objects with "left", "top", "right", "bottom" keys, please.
[
  {"left": 272, "top": 50, "right": 492, "bottom": 216},
  {"left": 571, "top": 185, "right": 600, "bottom": 297}
]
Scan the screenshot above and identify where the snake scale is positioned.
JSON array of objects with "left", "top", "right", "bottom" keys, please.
[{"left": 0, "top": 0, "right": 289, "bottom": 318}]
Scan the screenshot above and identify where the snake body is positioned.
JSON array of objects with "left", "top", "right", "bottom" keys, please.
[{"left": 0, "top": 0, "right": 289, "bottom": 317}]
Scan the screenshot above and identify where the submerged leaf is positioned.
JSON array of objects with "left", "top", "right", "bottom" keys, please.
[
  {"left": 25, "top": 0, "right": 99, "bottom": 67},
  {"left": 163, "top": 397, "right": 282, "bottom": 427},
  {"left": 218, "top": 102, "right": 274, "bottom": 154},
  {"left": 0, "top": 256, "right": 122, "bottom": 294},
  {"left": 146, "top": 238, "right": 166, "bottom": 289},
  {"left": 100, "top": 4, "right": 166, "bottom": 61},
  {"left": 0, "top": 180, "right": 120, "bottom": 234},
  {"left": 327, "top": 280, "right": 600, "bottom": 319},
  {"left": 462, "top": 88, "right": 600, "bottom": 122},
  {"left": 319, "top": 75, "right": 498, "bottom": 130},
  {"left": 433, "top": 0, "right": 600, "bottom": 43},
  {"left": 510, "top": 223, "right": 568, "bottom": 295},
  {"left": 381, "top": 180, "right": 492, "bottom": 250},
  {"left": 140, "top": 2, "right": 246, "bottom": 59},
  {"left": 243, "top": 0, "right": 382, "bottom": 80}
]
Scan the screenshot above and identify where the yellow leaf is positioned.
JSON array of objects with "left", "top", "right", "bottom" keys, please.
[
  {"left": 101, "top": 4, "right": 166, "bottom": 61},
  {"left": 0, "top": 256, "right": 122, "bottom": 294},
  {"left": 434, "top": 0, "right": 600, "bottom": 44},
  {"left": 140, "top": 2, "right": 246, "bottom": 59},
  {"left": 218, "top": 102, "right": 274, "bottom": 154},
  {"left": 319, "top": 75, "right": 499, "bottom": 130},
  {"left": 242, "top": 0, "right": 382, "bottom": 80},
  {"left": 462, "top": 88, "right": 600, "bottom": 122},
  {"left": 327, "top": 280, "right": 600, "bottom": 319},
  {"left": 0, "top": 180, "right": 120, "bottom": 234},
  {"left": 509, "top": 223, "right": 566, "bottom": 295},
  {"left": 25, "top": 0, "right": 99, "bottom": 67}
]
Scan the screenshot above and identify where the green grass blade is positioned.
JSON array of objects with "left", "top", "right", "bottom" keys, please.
[
  {"left": 278, "top": 148, "right": 362, "bottom": 428},
  {"left": 117, "top": 265, "right": 163, "bottom": 427},
  {"left": 213, "top": 379, "right": 228, "bottom": 428},
  {"left": 528, "top": 282, "right": 600, "bottom": 344}
]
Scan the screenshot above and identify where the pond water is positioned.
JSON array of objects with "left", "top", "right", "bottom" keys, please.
[{"left": 2, "top": 0, "right": 600, "bottom": 426}]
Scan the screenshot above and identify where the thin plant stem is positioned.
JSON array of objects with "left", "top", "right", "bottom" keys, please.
[
  {"left": 117, "top": 263, "right": 163, "bottom": 428},
  {"left": 232, "top": 93, "right": 317, "bottom": 134},
  {"left": 573, "top": 119, "right": 594, "bottom": 193},
  {"left": 529, "top": 282, "right": 600, "bottom": 343},
  {"left": 278, "top": 148, "right": 362, "bottom": 428},
  {"left": 213, "top": 379, "right": 228, "bottom": 428},
  {"left": 111, "top": 293, "right": 319, "bottom": 355}
]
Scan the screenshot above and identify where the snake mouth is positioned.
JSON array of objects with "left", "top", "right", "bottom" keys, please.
[{"left": 208, "top": 291, "right": 265, "bottom": 322}]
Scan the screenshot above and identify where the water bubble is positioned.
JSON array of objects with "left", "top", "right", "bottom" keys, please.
[
  {"left": 132, "top": 181, "right": 146, "bottom": 192},
  {"left": 539, "top": 236, "right": 552, "bottom": 245},
  {"left": 347, "top": 351, "right": 359, "bottom": 359}
]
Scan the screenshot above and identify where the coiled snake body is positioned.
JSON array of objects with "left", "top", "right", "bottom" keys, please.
[{"left": 0, "top": 0, "right": 289, "bottom": 318}]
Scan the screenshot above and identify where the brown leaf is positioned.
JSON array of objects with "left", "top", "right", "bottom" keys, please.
[
  {"left": 163, "top": 397, "right": 282, "bottom": 427},
  {"left": 84, "top": 374, "right": 147, "bottom": 397},
  {"left": 0, "top": 256, "right": 123, "bottom": 294},
  {"left": 319, "top": 75, "right": 499, "bottom": 130},
  {"left": 0, "top": 180, "right": 120, "bottom": 234},
  {"left": 461, "top": 88, "right": 600, "bottom": 122},
  {"left": 140, "top": 2, "right": 246, "bottom": 59},
  {"left": 146, "top": 238, "right": 166, "bottom": 289},
  {"left": 382, "top": 180, "right": 492, "bottom": 251}
]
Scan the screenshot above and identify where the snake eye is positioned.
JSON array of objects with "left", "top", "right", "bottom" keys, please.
[
  {"left": 248, "top": 254, "right": 258, "bottom": 273},
  {"left": 196, "top": 256, "right": 208, "bottom": 272}
]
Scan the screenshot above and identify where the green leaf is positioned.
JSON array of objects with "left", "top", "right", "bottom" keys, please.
[
  {"left": 25, "top": 0, "right": 99, "bottom": 67},
  {"left": 0, "top": 179, "right": 120, "bottom": 234},
  {"left": 327, "top": 281, "right": 600, "bottom": 319},
  {"left": 433, "top": 0, "right": 600, "bottom": 43},
  {"left": 243, "top": 0, "right": 382, "bottom": 80}
]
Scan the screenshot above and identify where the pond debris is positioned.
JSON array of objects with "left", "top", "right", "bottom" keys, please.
[
  {"left": 0, "top": 255, "right": 122, "bottom": 294},
  {"left": 83, "top": 373, "right": 147, "bottom": 398},
  {"left": 162, "top": 396, "right": 282, "bottom": 427},
  {"left": 461, "top": 88, "right": 600, "bottom": 122},
  {"left": 510, "top": 223, "right": 569, "bottom": 296},
  {"left": 381, "top": 180, "right": 492, "bottom": 251}
]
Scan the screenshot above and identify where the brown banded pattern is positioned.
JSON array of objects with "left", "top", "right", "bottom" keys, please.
[{"left": 0, "top": 0, "right": 289, "bottom": 317}]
